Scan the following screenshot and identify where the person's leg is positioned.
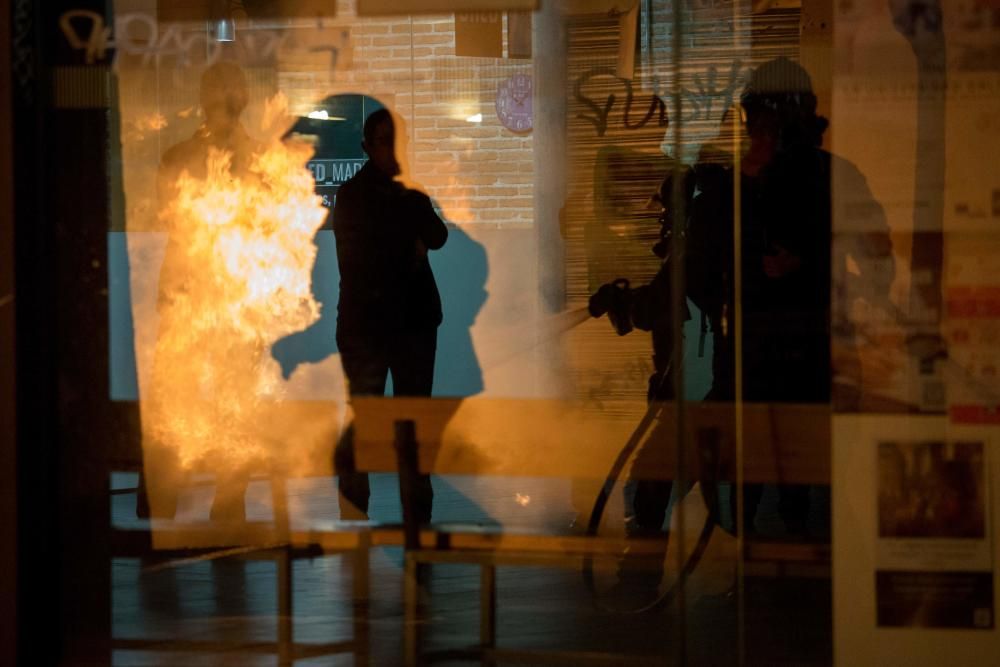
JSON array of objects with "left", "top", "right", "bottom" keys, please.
[
  {"left": 387, "top": 328, "right": 436, "bottom": 396},
  {"left": 730, "top": 483, "right": 764, "bottom": 536},
  {"left": 616, "top": 478, "right": 673, "bottom": 602},
  {"left": 336, "top": 334, "right": 389, "bottom": 519},
  {"left": 629, "top": 479, "right": 673, "bottom": 536},
  {"left": 618, "top": 408, "right": 674, "bottom": 595},
  {"left": 777, "top": 484, "right": 811, "bottom": 536},
  {"left": 387, "top": 329, "right": 437, "bottom": 523}
]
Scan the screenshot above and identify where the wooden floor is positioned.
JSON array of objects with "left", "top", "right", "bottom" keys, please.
[{"left": 110, "top": 473, "right": 832, "bottom": 666}]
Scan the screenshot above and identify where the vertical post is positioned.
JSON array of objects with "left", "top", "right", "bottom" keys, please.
[
  {"left": 403, "top": 553, "right": 422, "bottom": 667},
  {"left": 395, "top": 419, "right": 423, "bottom": 665},
  {"left": 273, "top": 470, "right": 292, "bottom": 664},
  {"left": 0, "top": 0, "right": 17, "bottom": 661},
  {"left": 277, "top": 547, "right": 293, "bottom": 666},
  {"left": 11, "top": 0, "right": 59, "bottom": 662},
  {"left": 532, "top": 2, "right": 567, "bottom": 313},
  {"left": 730, "top": 4, "right": 746, "bottom": 664},
  {"left": 696, "top": 428, "right": 722, "bottom": 525},
  {"left": 270, "top": 472, "right": 290, "bottom": 540},
  {"left": 479, "top": 564, "right": 497, "bottom": 664},
  {"left": 669, "top": 0, "right": 688, "bottom": 664},
  {"left": 352, "top": 533, "right": 371, "bottom": 666},
  {"left": 394, "top": 419, "right": 421, "bottom": 550}
]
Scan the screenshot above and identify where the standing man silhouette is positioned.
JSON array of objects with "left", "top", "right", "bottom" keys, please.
[{"left": 333, "top": 109, "right": 448, "bottom": 522}]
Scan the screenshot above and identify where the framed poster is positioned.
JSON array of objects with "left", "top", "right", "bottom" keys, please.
[
  {"left": 875, "top": 440, "right": 994, "bottom": 629},
  {"left": 834, "top": 415, "right": 1000, "bottom": 666}
]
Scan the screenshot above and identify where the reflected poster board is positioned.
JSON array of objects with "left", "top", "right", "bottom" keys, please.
[
  {"left": 834, "top": 416, "right": 999, "bottom": 662},
  {"left": 875, "top": 440, "right": 993, "bottom": 629},
  {"left": 832, "top": 0, "right": 1000, "bottom": 662}
]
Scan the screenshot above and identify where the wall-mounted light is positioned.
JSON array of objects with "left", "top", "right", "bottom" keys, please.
[
  {"left": 211, "top": 1, "right": 244, "bottom": 42},
  {"left": 215, "top": 18, "right": 236, "bottom": 42},
  {"left": 465, "top": 113, "right": 483, "bottom": 123},
  {"left": 308, "top": 110, "right": 346, "bottom": 121}
]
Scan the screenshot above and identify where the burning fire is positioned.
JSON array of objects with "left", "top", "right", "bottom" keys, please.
[{"left": 146, "top": 134, "right": 326, "bottom": 470}]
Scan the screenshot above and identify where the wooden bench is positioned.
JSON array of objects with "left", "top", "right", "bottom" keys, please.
[
  {"left": 351, "top": 396, "right": 832, "bottom": 666},
  {"left": 110, "top": 396, "right": 831, "bottom": 665},
  {"left": 108, "top": 469, "right": 382, "bottom": 666}
]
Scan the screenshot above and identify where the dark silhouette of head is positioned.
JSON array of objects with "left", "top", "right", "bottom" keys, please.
[
  {"left": 740, "top": 57, "right": 828, "bottom": 148},
  {"left": 200, "top": 62, "right": 249, "bottom": 139},
  {"left": 361, "top": 108, "right": 400, "bottom": 177}
]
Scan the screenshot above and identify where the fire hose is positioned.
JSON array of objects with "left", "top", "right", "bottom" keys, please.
[{"left": 579, "top": 360, "right": 722, "bottom": 615}]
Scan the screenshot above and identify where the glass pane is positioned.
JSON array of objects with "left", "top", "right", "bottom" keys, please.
[{"left": 12, "top": 1, "right": 1000, "bottom": 665}]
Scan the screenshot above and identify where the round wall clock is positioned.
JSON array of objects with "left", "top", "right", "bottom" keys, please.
[{"left": 495, "top": 73, "right": 532, "bottom": 133}]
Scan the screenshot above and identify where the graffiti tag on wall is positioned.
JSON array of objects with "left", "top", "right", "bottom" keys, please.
[
  {"left": 573, "top": 60, "right": 745, "bottom": 138},
  {"left": 59, "top": 10, "right": 350, "bottom": 73}
]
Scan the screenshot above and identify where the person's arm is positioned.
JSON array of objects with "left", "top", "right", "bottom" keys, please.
[{"left": 405, "top": 189, "right": 448, "bottom": 250}]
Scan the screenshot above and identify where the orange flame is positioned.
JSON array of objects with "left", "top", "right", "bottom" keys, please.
[{"left": 147, "top": 137, "right": 326, "bottom": 470}]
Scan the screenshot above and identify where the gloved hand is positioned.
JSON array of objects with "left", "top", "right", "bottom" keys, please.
[{"left": 589, "top": 278, "right": 633, "bottom": 336}]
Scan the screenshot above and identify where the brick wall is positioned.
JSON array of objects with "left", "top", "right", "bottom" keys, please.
[{"left": 277, "top": 2, "right": 535, "bottom": 226}]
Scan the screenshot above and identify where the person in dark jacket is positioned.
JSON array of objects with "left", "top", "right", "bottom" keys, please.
[
  {"left": 591, "top": 57, "right": 893, "bottom": 602},
  {"left": 332, "top": 108, "right": 448, "bottom": 522},
  {"left": 698, "top": 57, "right": 893, "bottom": 535}
]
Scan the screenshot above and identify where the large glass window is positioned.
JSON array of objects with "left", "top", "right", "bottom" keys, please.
[{"left": 8, "top": 1, "right": 1000, "bottom": 665}]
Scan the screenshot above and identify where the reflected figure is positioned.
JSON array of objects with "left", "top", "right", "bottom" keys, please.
[
  {"left": 140, "top": 62, "right": 327, "bottom": 522},
  {"left": 694, "top": 58, "right": 893, "bottom": 534},
  {"left": 588, "top": 164, "right": 693, "bottom": 601},
  {"left": 589, "top": 57, "right": 894, "bottom": 598},
  {"left": 333, "top": 109, "right": 449, "bottom": 522},
  {"left": 140, "top": 62, "right": 262, "bottom": 521}
]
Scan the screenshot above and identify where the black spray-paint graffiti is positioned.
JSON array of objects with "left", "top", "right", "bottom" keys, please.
[
  {"left": 573, "top": 68, "right": 669, "bottom": 138},
  {"left": 574, "top": 60, "right": 747, "bottom": 137},
  {"left": 674, "top": 59, "right": 744, "bottom": 123}
]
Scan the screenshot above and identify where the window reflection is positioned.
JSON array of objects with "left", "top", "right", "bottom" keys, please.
[{"left": 10, "top": 1, "right": 1000, "bottom": 665}]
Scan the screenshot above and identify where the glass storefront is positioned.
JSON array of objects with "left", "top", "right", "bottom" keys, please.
[{"left": 4, "top": 0, "right": 999, "bottom": 665}]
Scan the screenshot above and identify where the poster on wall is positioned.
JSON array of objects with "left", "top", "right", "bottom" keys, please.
[
  {"left": 830, "top": 1, "right": 1000, "bottom": 661},
  {"left": 875, "top": 440, "right": 995, "bottom": 629}
]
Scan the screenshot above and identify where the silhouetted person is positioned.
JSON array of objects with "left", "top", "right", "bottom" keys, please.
[
  {"left": 588, "top": 164, "right": 693, "bottom": 603},
  {"left": 272, "top": 95, "right": 388, "bottom": 378},
  {"left": 695, "top": 57, "right": 892, "bottom": 536},
  {"left": 271, "top": 93, "right": 384, "bottom": 378},
  {"left": 590, "top": 57, "right": 893, "bottom": 600},
  {"left": 140, "top": 62, "right": 260, "bottom": 522},
  {"left": 333, "top": 108, "right": 448, "bottom": 522}
]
